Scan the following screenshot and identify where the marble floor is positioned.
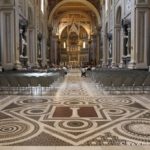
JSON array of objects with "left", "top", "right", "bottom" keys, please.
[{"left": 0, "top": 69, "right": 150, "bottom": 150}]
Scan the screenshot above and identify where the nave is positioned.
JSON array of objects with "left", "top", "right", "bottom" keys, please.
[{"left": 0, "top": 69, "right": 150, "bottom": 150}]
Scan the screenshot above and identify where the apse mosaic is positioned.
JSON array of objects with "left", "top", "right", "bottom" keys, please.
[{"left": 0, "top": 95, "right": 150, "bottom": 146}]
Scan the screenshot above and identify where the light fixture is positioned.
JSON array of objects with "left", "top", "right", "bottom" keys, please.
[
  {"left": 83, "top": 41, "right": 86, "bottom": 49},
  {"left": 64, "top": 42, "right": 66, "bottom": 49}
]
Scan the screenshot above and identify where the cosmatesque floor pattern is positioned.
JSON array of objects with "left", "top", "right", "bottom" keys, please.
[{"left": 0, "top": 69, "right": 150, "bottom": 150}]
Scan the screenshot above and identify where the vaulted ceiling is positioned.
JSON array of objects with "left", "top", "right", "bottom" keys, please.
[
  {"left": 48, "top": 0, "right": 101, "bottom": 13},
  {"left": 47, "top": 0, "right": 102, "bottom": 38}
]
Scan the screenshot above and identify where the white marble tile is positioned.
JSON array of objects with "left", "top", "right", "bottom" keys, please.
[
  {"left": 55, "top": 146, "right": 102, "bottom": 150},
  {"left": 100, "top": 146, "right": 146, "bottom": 150},
  {"left": 2, "top": 146, "right": 150, "bottom": 150},
  {"left": 143, "top": 146, "right": 150, "bottom": 150},
  {"left": 0, "top": 147, "right": 13, "bottom": 150},
  {"left": 12, "top": 147, "right": 56, "bottom": 150}
]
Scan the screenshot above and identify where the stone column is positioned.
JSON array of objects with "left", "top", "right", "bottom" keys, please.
[
  {"left": 88, "top": 39, "right": 92, "bottom": 65},
  {"left": 0, "top": 0, "right": 21, "bottom": 70},
  {"left": 47, "top": 26, "right": 53, "bottom": 65},
  {"left": 96, "top": 25, "right": 102, "bottom": 65},
  {"left": 42, "top": 35, "right": 47, "bottom": 67},
  {"left": 92, "top": 34, "right": 97, "bottom": 65},
  {"left": 112, "top": 27, "right": 116, "bottom": 67},
  {"left": 128, "top": 1, "right": 136, "bottom": 69},
  {"left": 37, "top": 32, "right": 42, "bottom": 67},
  {"left": 112, "top": 25, "right": 121, "bottom": 67},
  {"left": 28, "top": 27, "right": 35, "bottom": 67},
  {"left": 119, "top": 28, "right": 125, "bottom": 68},
  {"left": 102, "top": 33, "right": 107, "bottom": 67},
  {"left": 53, "top": 35, "right": 58, "bottom": 65},
  {"left": 14, "top": 0, "right": 22, "bottom": 69},
  {"left": 57, "top": 39, "right": 61, "bottom": 65},
  {"left": 127, "top": 27, "right": 131, "bottom": 56},
  {"left": 134, "top": 6, "right": 149, "bottom": 69}
]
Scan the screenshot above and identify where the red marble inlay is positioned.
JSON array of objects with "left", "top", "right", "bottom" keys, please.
[
  {"left": 78, "top": 107, "right": 98, "bottom": 117},
  {"left": 53, "top": 107, "right": 72, "bottom": 117}
]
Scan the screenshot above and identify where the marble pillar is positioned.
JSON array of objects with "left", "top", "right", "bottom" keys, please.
[
  {"left": 119, "top": 28, "right": 125, "bottom": 68},
  {"left": 128, "top": 1, "right": 136, "bottom": 69},
  {"left": 96, "top": 26, "right": 102, "bottom": 65},
  {"left": 102, "top": 33, "right": 107, "bottom": 67},
  {"left": 112, "top": 25, "right": 121, "bottom": 67},
  {"left": 88, "top": 39, "right": 92, "bottom": 64}
]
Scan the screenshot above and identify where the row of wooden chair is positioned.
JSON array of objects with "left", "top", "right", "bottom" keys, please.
[
  {"left": 87, "top": 70, "right": 150, "bottom": 94},
  {"left": 0, "top": 72, "right": 61, "bottom": 95}
]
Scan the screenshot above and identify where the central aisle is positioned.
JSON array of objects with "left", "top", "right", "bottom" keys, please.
[{"left": 56, "top": 69, "right": 95, "bottom": 97}]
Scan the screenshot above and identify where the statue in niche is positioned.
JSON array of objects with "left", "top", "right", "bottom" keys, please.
[
  {"left": 107, "top": 33, "right": 112, "bottom": 58},
  {"left": 37, "top": 32, "right": 42, "bottom": 58},
  {"left": 122, "top": 19, "right": 131, "bottom": 56},
  {"left": 109, "top": 42, "right": 112, "bottom": 58},
  {"left": 20, "top": 27, "right": 27, "bottom": 57},
  {"left": 19, "top": 19, "right": 28, "bottom": 58}
]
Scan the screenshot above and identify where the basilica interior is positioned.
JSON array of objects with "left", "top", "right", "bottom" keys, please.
[{"left": 0, "top": 0, "right": 150, "bottom": 150}]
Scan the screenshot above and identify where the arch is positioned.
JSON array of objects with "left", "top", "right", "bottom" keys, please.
[
  {"left": 56, "top": 11, "right": 92, "bottom": 38},
  {"left": 48, "top": 0, "right": 101, "bottom": 26},
  {"left": 60, "top": 23, "right": 90, "bottom": 39}
]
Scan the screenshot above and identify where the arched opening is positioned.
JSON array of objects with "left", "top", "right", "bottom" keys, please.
[
  {"left": 60, "top": 25, "right": 89, "bottom": 67},
  {"left": 48, "top": 0, "right": 101, "bottom": 26},
  {"left": 47, "top": 0, "right": 101, "bottom": 66}
]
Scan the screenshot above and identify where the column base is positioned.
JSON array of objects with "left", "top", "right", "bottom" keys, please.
[
  {"left": 3, "top": 64, "right": 15, "bottom": 70},
  {"left": 127, "top": 61, "right": 136, "bottom": 69},
  {"left": 35, "top": 61, "right": 40, "bottom": 68},
  {"left": 119, "top": 61, "right": 125, "bottom": 68},
  {"left": 102, "top": 62, "right": 108, "bottom": 68},
  {"left": 135, "top": 63, "right": 148, "bottom": 69},
  {"left": 14, "top": 61, "right": 22, "bottom": 70},
  {"left": 111, "top": 62, "right": 118, "bottom": 68}
]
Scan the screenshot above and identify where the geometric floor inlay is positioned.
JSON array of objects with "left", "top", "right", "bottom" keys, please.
[{"left": 0, "top": 70, "right": 150, "bottom": 147}]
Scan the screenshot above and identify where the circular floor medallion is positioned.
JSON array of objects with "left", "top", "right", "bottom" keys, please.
[
  {"left": 0, "top": 121, "right": 38, "bottom": 144},
  {"left": 54, "top": 119, "right": 97, "bottom": 132},
  {"left": 96, "top": 97, "right": 133, "bottom": 106},
  {"left": 16, "top": 98, "right": 51, "bottom": 105},
  {"left": 104, "top": 108, "right": 127, "bottom": 115},
  {"left": 115, "top": 119, "right": 150, "bottom": 142}
]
